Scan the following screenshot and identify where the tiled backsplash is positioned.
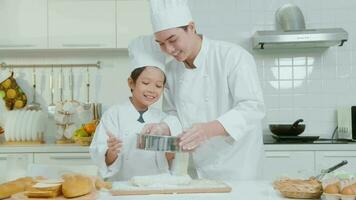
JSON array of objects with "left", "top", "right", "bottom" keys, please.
[
  {"left": 190, "top": 0, "right": 356, "bottom": 137},
  {"left": 1, "top": 0, "right": 355, "bottom": 138}
]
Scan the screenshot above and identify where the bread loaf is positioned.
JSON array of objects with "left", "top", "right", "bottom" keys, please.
[
  {"left": 24, "top": 183, "right": 62, "bottom": 198},
  {"left": 0, "top": 177, "right": 34, "bottom": 199},
  {"left": 62, "top": 174, "right": 92, "bottom": 198}
]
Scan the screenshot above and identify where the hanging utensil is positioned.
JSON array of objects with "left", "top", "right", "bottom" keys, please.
[
  {"left": 83, "top": 66, "right": 91, "bottom": 110},
  {"left": 59, "top": 66, "right": 63, "bottom": 102},
  {"left": 315, "top": 160, "right": 348, "bottom": 180},
  {"left": 26, "top": 67, "right": 41, "bottom": 111},
  {"left": 47, "top": 65, "right": 56, "bottom": 116}
]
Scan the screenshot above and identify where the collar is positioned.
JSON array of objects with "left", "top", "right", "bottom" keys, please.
[
  {"left": 127, "top": 97, "right": 152, "bottom": 121},
  {"left": 192, "top": 35, "right": 209, "bottom": 68}
]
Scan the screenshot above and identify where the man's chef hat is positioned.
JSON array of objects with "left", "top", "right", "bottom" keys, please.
[
  {"left": 128, "top": 35, "right": 166, "bottom": 73},
  {"left": 150, "top": 0, "right": 193, "bottom": 33}
]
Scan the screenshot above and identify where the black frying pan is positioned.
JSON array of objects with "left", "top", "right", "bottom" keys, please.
[{"left": 269, "top": 119, "right": 305, "bottom": 136}]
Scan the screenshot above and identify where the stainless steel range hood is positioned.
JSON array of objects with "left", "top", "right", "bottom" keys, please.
[
  {"left": 253, "top": 28, "right": 348, "bottom": 49},
  {"left": 252, "top": 4, "right": 348, "bottom": 50}
]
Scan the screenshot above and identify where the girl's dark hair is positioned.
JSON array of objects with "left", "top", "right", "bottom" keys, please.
[{"left": 130, "top": 66, "right": 166, "bottom": 91}]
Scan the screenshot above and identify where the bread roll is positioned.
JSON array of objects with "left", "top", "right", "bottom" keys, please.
[
  {"left": 24, "top": 183, "right": 62, "bottom": 198},
  {"left": 0, "top": 177, "right": 34, "bottom": 199},
  {"left": 62, "top": 174, "right": 92, "bottom": 198}
]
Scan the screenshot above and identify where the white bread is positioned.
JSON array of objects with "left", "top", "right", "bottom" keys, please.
[
  {"left": 24, "top": 182, "right": 62, "bottom": 198},
  {"left": 0, "top": 177, "right": 34, "bottom": 199},
  {"left": 62, "top": 174, "right": 92, "bottom": 198}
]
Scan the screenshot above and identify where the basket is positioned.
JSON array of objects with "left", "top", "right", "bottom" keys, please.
[
  {"left": 273, "top": 178, "right": 323, "bottom": 199},
  {"left": 74, "top": 136, "right": 93, "bottom": 146}
]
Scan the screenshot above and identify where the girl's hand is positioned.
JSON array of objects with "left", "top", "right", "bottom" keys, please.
[
  {"left": 140, "top": 122, "right": 170, "bottom": 136},
  {"left": 105, "top": 132, "right": 123, "bottom": 166}
]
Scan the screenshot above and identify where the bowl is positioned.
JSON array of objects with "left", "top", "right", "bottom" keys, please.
[{"left": 269, "top": 119, "right": 305, "bottom": 136}]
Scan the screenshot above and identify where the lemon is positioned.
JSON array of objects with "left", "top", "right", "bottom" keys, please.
[
  {"left": 1, "top": 79, "right": 11, "bottom": 89},
  {"left": 14, "top": 100, "right": 24, "bottom": 108},
  {"left": 0, "top": 90, "right": 5, "bottom": 98},
  {"left": 6, "top": 89, "right": 17, "bottom": 99}
]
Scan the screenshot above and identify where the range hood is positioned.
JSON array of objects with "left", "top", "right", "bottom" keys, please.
[
  {"left": 252, "top": 4, "right": 348, "bottom": 50},
  {"left": 253, "top": 28, "right": 348, "bottom": 49}
]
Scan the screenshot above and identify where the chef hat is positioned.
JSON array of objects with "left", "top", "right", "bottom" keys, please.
[
  {"left": 128, "top": 35, "right": 166, "bottom": 73},
  {"left": 150, "top": 0, "right": 193, "bottom": 33}
]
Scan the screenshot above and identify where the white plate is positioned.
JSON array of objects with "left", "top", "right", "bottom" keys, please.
[
  {"left": 18, "top": 110, "right": 27, "bottom": 141},
  {"left": 31, "top": 111, "right": 42, "bottom": 141},
  {"left": 22, "top": 111, "right": 32, "bottom": 141},
  {"left": 4, "top": 111, "right": 14, "bottom": 141},
  {"left": 12, "top": 111, "right": 21, "bottom": 141}
]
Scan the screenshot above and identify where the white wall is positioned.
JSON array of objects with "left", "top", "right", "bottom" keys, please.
[{"left": 1, "top": 0, "right": 356, "bottom": 138}]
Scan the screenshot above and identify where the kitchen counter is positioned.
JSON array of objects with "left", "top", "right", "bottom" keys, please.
[
  {"left": 0, "top": 143, "right": 89, "bottom": 153},
  {"left": 97, "top": 180, "right": 287, "bottom": 200},
  {"left": 1, "top": 142, "right": 356, "bottom": 153}
]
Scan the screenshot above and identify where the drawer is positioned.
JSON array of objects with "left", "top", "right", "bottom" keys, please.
[
  {"left": 34, "top": 153, "right": 93, "bottom": 165},
  {"left": 0, "top": 153, "right": 33, "bottom": 182}
]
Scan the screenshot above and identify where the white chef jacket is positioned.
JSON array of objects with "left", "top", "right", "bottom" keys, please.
[
  {"left": 89, "top": 99, "right": 181, "bottom": 181},
  {"left": 163, "top": 36, "right": 265, "bottom": 180}
]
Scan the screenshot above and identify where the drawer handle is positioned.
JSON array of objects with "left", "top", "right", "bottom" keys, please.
[
  {"left": 62, "top": 44, "right": 102, "bottom": 47},
  {"left": 0, "top": 44, "right": 35, "bottom": 48},
  {"left": 50, "top": 156, "right": 90, "bottom": 160},
  {"left": 0, "top": 157, "right": 7, "bottom": 161},
  {"left": 323, "top": 155, "right": 356, "bottom": 158},
  {"left": 266, "top": 154, "right": 291, "bottom": 158}
]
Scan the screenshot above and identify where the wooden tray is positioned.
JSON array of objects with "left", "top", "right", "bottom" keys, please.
[
  {"left": 110, "top": 179, "right": 232, "bottom": 196},
  {"left": 11, "top": 190, "right": 97, "bottom": 200}
]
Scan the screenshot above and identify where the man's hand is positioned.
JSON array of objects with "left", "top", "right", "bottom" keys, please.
[
  {"left": 105, "top": 132, "right": 122, "bottom": 166},
  {"left": 179, "top": 121, "right": 227, "bottom": 151},
  {"left": 140, "top": 122, "right": 171, "bottom": 136}
]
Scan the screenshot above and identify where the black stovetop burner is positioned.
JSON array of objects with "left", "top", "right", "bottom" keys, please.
[{"left": 263, "top": 134, "right": 352, "bottom": 144}]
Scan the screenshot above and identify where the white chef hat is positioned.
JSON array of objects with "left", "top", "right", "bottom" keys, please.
[
  {"left": 150, "top": 0, "right": 193, "bottom": 33},
  {"left": 128, "top": 35, "right": 166, "bottom": 73}
]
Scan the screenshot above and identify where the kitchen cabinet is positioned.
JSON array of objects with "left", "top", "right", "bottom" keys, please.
[
  {"left": 0, "top": 153, "right": 33, "bottom": 182},
  {"left": 315, "top": 151, "right": 356, "bottom": 173},
  {"left": 262, "top": 151, "right": 315, "bottom": 180},
  {"left": 48, "top": 0, "right": 116, "bottom": 49},
  {"left": 34, "top": 152, "right": 93, "bottom": 165},
  {"left": 0, "top": 0, "right": 47, "bottom": 49},
  {"left": 116, "top": 0, "right": 152, "bottom": 48}
]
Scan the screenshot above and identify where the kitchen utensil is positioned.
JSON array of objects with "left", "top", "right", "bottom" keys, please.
[
  {"left": 269, "top": 119, "right": 305, "bottom": 136},
  {"left": 26, "top": 67, "right": 41, "bottom": 111},
  {"left": 48, "top": 65, "right": 56, "bottom": 116},
  {"left": 59, "top": 66, "right": 63, "bottom": 102},
  {"left": 275, "top": 4, "right": 305, "bottom": 31},
  {"left": 83, "top": 66, "right": 91, "bottom": 110},
  {"left": 315, "top": 160, "right": 348, "bottom": 180},
  {"left": 136, "top": 134, "right": 183, "bottom": 152}
]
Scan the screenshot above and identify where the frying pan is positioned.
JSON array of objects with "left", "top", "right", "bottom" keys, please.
[{"left": 269, "top": 119, "right": 305, "bottom": 136}]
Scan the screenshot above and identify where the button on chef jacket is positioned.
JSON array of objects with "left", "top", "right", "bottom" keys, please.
[
  {"left": 163, "top": 36, "right": 265, "bottom": 180},
  {"left": 89, "top": 99, "right": 181, "bottom": 181}
]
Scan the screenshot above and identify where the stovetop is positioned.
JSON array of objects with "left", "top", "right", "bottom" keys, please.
[{"left": 263, "top": 134, "right": 353, "bottom": 144}]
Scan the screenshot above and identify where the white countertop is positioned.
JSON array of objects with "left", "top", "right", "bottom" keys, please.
[
  {"left": 1, "top": 143, "right": 356, "bottom": 153},
  {"left": 97, "top": 180, "right": 286, "bottom": 200}
]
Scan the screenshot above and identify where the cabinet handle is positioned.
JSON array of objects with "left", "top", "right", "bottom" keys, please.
[
  {"left": 62, "top": 44, "right": 102, "bottom": 47},
  {"left": 0, "top": 44, "right": 35, "bottom": 48},
  {"left": 0, "top": 157, "right": 7, "bottom": 161},
  {"left": 266, "top": 153, "right": 291, "bottom": 158},
  {"left": 49, "top": 156, "right": 90, "bottom": 160},
  {"left": 323, "top": 155, "right": 356, "bottom": 158}
]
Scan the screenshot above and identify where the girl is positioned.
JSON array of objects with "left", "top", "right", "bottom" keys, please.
[{"left": 89, "top": 36, "right": 181, "bottom": 181}]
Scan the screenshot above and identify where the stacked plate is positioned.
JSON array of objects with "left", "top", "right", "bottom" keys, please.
[{"left": 4, "top": 110, "right": 46, "bottom": 142}]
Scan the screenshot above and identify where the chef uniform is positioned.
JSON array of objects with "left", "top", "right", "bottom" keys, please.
[
  {"left": 89, "top": 35, "right": 182, "bottom": 181},
  {"left": 149, "top": 0, "right": 265, "bottom": 180}
]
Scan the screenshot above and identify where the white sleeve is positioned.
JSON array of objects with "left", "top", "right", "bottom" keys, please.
[
  {"left": 89, "top": 109, "right": 123, "bottom": 178},
  {"left": 217, "top": 49, "right": 265, "bottom": 141},
  {"left": 162, "top": 84, "right": 182, "bottom": 136}
]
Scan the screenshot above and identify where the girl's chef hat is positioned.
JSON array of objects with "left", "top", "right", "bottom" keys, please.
[
  {"left": 150, "top": 0, "right": 193, "bottom": 33},
  {"left": 128, "top": 35, "right": 166, "bottom": 72}
]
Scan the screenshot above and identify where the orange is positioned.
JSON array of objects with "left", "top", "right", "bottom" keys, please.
[{"left": 84, "top": 122, "right": 97, "bottom": 134}]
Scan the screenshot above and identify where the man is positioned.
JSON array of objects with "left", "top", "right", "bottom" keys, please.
[{"left": 144, "top": 0, "right": 265, "bottom": 180}]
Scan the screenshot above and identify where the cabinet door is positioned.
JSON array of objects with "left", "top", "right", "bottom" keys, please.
[
  {"left": 48, "top": 0, "right": 116, "bottom": 49},
  {"left": 315, "top": 151, "right": 356, "bottom": 174},
  {"left": 262, "top": 151, "right": 315, "bottom": 180},
  {"left": 117, "top": 0, "right": 152, "bottom": 48},
  {"left": 0, "top": 0, "right": 47, "bottom": 49},
  {"left": 0, "top": 153, "right": 33, "bottom": 183}
]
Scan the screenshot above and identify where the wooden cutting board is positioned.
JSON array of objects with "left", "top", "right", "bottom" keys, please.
[{"left": 110, "top": 179, "right": 232, "bottom": 196}]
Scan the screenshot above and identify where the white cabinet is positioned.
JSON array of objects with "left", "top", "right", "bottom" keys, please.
[
  {"left": 48, "top": 0, "right": 116, "bottom": 49},
  {"left": 262, "top": 151, "right": 315, "bottom": 180},
  {"left": 116, "top": 0, "right": 153, "bottom": 48},
  {"left": 34, "top": 152, "right": 93, "bottom": 165},
  {"left": 0, "top": 153, "right": 33, "bottom": 182},
  {"left": 0, "top": 0, "right": 47, "bottom": 49},
  {"left": 315, "top": 151, "right": 356, "bottom": 174}
]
